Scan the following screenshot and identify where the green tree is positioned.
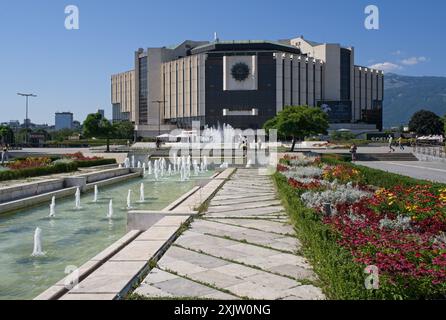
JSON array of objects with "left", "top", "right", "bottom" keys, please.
[
  {"left": 83, "top": 113, "right": 115, "bottom": 152},
  {"left": 443, "top": 114, "right": 446, "bottom": 136},
  {"left": 51, "top": 128, "right": 74, "bottom": 142},
  {"left": 263, "top": 106, "right": 329, "bottom": 151},
  {"left": 112, "top": 121, "right": 135, "bottom": 140},
  {"left": 0, "top": 126, "right": 14, "bottom": 145},
  {"left": 409, "top": 110, "right": 444, "bottom": 136}
]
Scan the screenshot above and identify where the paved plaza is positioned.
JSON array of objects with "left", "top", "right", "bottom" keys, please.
[{"left": 134, "top": 169, "right": 325, "bottom": 300}]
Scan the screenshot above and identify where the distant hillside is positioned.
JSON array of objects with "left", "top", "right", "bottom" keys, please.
[{"left": 384, "top": 73, "right": 446, "bottom": 127}]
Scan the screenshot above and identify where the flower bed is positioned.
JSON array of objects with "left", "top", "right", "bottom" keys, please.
[
  {"left": 6, "top": 157, "right": 52, "bottom": 170},
  {"left": 0, "top": 154, "right": 116, "bottom": 182},
  {"left": 64, "top": 152, "right": 102, "bottom": 161},
  {"left": 274, "top": 155, "right": 446, "bottom": 299}
]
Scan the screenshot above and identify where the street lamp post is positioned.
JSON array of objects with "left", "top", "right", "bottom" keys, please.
[
  {"left": 17, "top": 93, "right": 37, "bottom": 145},
  {"left": 152, "top": 100, "right": 166, "bottom": 136}
]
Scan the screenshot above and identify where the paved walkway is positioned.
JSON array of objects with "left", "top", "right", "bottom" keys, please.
[
  {"left": 357, "top": 161, "right": 446, "bottom": 184},
  {"left": 134, "top": 169, "right": 325, "bottom": 300}
]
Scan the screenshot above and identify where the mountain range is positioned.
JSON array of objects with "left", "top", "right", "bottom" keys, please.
[{"left": 383, "top": 73, "right": 446, "bottom": 127}]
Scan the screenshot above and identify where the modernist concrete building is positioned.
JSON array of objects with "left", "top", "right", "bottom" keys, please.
[
  {"left": 111, "top": 36, "right": 384, "bottom": 137},
  {"left": 111, "top": 70, "right": 135, "bottom": 123}
]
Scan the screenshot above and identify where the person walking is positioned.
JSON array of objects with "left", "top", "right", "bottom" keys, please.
[
  {"left": 397, "top": 136, "right": 405, "bottom": 151},
  {"left": 350, "top": 143, "right": 358, "bottom": 162},
  {"left": 1, "top": 145, "right": 8, "bottom": 165},
  {"left": 388, "top": 135, "right": 395, "bottom": 153}
]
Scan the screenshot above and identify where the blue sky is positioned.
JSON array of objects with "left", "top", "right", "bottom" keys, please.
[{"left": 0, "top": 0, "right": 445, "bottom": 124}]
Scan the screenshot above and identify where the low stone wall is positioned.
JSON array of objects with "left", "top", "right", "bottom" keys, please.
[
  {"left": 76, "top": 168, "right": 131, "bottom": 184},
  {"left": 0, "top": 179, "right": 64, "bottom": 204},
  {"left": 0, "top": 167, "right": 142, "bottom": 214},
  {"left": 0, "top": 187, "right": 78, "bottom": 213}
]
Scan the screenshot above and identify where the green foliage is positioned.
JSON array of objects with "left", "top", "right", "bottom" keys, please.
[
  {"left": 74, "top": 158, "right": 116, "bottom": 168},
  {"left": 263, "top": 106, "right": 329, "bottom": 151},
  {"left": 0, "top": 162, "right": 78, "bottom": 181},
  {"left": 112, "top": 121, "right": 135, "bottom": 140},
  {"left": 330, "top": 131, "right": 356, "bottom": 141},
  {"left": 51, "top": 129, "right": 78, "bottom": 142},
  {"left": 0, "top": 126, "right": 14, "bottom": 144},
  {"left": 83, "top": 113, "right": 115, "bottom": 152},
  {"left": 408, "top": 110, "right": 444, "bottom": 136}
]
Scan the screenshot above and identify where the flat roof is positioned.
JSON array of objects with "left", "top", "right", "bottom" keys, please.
[{"left": 190, "top": 40, "right": 302, "bottom": 55}]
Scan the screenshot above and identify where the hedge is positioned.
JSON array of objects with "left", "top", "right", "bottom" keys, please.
[
  {"left": 0, "top": 158, "right": 117, "bottom": 182},
  {"left": 74, "top": 158, "right": 116, "bottom": 168},
  {"left": 320, "top": 154, "right": 446, "bottom": 189}
]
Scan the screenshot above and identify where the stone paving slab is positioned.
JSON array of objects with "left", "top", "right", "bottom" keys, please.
[
  {"left": 175, "top": 233, "right": 316, "bottom": 281},
  {"left": 133, "top": 169, "right": 325, "bottom": 300},
  {"left": 205, "top": 218, "right": 294, "bottom": 236},
  {"left": 210, "top": 195, "right": 278, "bottom": 206},
  {"left": 190, "top": 219, "right": 300, "bottom": 253},
  {"left": 206, "top": 206, "right": 286, "bottom": 217},
  {"left": 208, "top": 200, "right": 282, "bottom": 212},
  {"left": 212, "top": 192, "right": 275, "bottom": 201}
]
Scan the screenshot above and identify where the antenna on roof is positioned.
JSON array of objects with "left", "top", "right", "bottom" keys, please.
[{"left": 214, "top": 32, "right": 219, "bottom": 43}]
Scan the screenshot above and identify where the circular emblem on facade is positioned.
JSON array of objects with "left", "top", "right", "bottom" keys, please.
[{"left": 231, "top": 62, "right": 250, "bottom": 82}]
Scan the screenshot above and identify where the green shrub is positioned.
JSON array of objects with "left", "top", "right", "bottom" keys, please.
[
  {"left": 0, "top": 162, "right": 78, "bottom": 181},
  {"left": 74, "top": 158, "right": 116, "bottom": 168}
]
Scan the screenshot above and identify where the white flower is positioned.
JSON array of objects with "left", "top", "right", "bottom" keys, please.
[
  {"left": 301, "top": 183, "right": 372, "bottom": 211},
  {"left": 379, "top": 215, "right": 412, "bottom": 231}
]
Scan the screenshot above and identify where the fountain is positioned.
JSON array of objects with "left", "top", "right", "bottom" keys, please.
[
  {"left": 93, "top": 185, "right": 98, "bottom": 203},
  {"left": 193, "top": 160, "right": 199, "bottom": 176},
  {"left": 139, "top": 183, "right": 145, "bottom": 202},
  {"left": 246, "top": 159, "right": 252, "bottom": 168},
  {"left": 148, "top": 161, "right": 152, "bottom": 175},
  {"left": 203, "top": 156, "right": 208, "bottom": 171},
  {"left": 31, "top": 227, "right": 45, "bottom": 257},
  {"left": 107, "top": 199, "right": 113, "bottom": 219},
  {"left": 131, "top": 155, "right": 135, "bottom": 168},
  {"left": 220, "top": 162, "right": 229, "bottom": 169},
  {"left": 124, "top": 157, "right": 130, "bottom": 169},
  {"left": 142, "top": 163, "right": 147, "bottom": 176},
  {"left": 137, "top": 161, "right": 141, "bottom": 169},
  {"left": 127, "top": 189, "right": 132, "bottom": 209},
  {"left": 75, "top": 187, "right": 82, "bottom": 209},
  {"left": 168, "top": 164, "right": 172, "bottom": 176},
  {"left": 49, "top": 196, "right": 56, "bottom": 218}
]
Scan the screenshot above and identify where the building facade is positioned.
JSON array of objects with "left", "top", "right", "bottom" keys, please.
[
  {"left": 55, "top": 112, "right": 73, "bottom": 131},
  {"left": 112, "top": 36, "right": 384, "bottom": 137},
  {"left": 111, "top": 70, "right": 135, "bottom": 122}
]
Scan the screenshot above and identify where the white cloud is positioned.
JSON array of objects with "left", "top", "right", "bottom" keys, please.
[
  {"left": 369, "top": 62, "right": 402, "bottom": 73},
  {"left": 400, "top": 56, "right": 427, "bottom": 66},
  {"left": 391, "top": 50, "right": 403, "bottom": 56}
]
